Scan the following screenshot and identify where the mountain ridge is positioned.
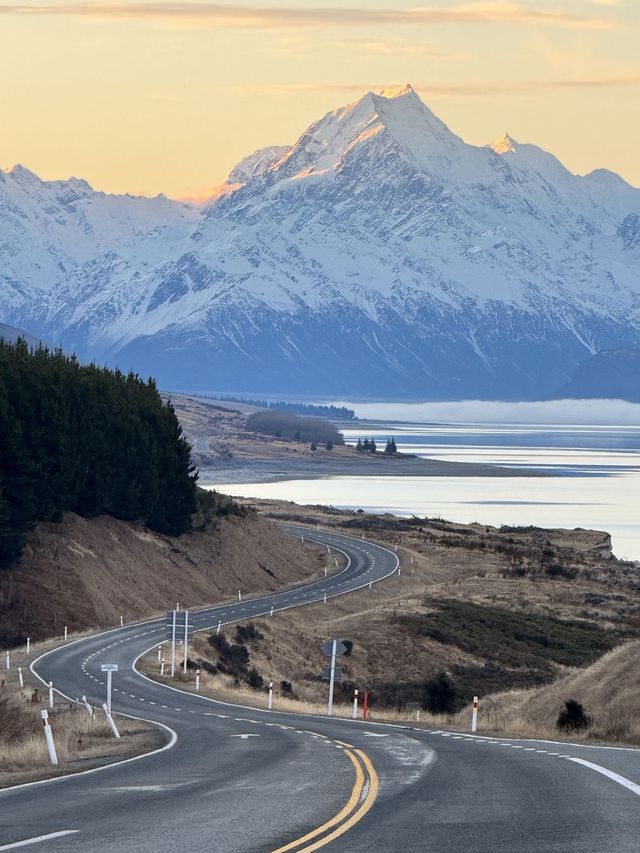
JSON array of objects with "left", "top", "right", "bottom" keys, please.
[{"left": 2, "top": 85, "right": 640, "bottom": 399}]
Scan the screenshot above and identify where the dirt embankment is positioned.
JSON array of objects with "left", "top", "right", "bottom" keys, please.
[{"left": 0, "top": 507, "right": 328, "bottom": 647}]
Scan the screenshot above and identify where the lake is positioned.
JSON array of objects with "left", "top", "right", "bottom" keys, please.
[{"left": 209, "top": 401, "right": 640, "bottom": 561}]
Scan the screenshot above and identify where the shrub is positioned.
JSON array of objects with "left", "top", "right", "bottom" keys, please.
[
  {"left": 280, "top": 680, "right": 293, "bottom": 694},
  {"left": 247, "top": 667, "right": 264, "bottom": 690},
  {"left": 235, "top": 623, "right": 264, "bottom": 644},
  {"left": 557, "top": 699, "right": 591, "bottom": 732},
  {"left": 246, "top": 411, "right": 343, "bottom": 445},
  {"left": 423, "top": 671, "right": 458, "bottom": 714}
]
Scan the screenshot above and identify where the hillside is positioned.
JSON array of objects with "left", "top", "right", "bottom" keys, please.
[
  {"left": 0, "top": 502, "right": 329, "bottom": 647},
  {"left": 553, "top": 346, "right": 640, "bottom": 402},
  {"left": 2, "top": 86, "right": 640, "bottom": 399},
  {"left": 146, "top": 498, "right": 640, "bottom": 738}
]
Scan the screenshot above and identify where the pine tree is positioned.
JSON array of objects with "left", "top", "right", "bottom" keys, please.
[
  {"left": 369, "top": 438, "right": 377, "bottom": 454},
  {"left": 362, "top": 438, "right": 371, "bottom": 452},
  {"left": 356, "top": 438, "right": 363, "bottom": 452}
]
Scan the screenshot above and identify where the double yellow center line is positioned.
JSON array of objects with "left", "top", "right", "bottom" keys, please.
[{"left": 270, "top": 739, "right": 379, "bottom": 852}]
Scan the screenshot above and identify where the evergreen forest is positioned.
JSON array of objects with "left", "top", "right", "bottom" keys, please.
[{"left": 0, "top": 340, "right": 197, "bottom": 568}]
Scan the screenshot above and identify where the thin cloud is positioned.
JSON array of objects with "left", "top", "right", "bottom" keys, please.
[
  {"left": 224, "top": 74, "right": 640, "bottom": 98},
  {"left": 0, "top": 2, "right": 616, "bottom": 30}
]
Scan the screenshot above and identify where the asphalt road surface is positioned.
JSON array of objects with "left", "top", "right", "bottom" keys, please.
[{"left": 2, "top": 526, "right": 640, "bottom": 852}]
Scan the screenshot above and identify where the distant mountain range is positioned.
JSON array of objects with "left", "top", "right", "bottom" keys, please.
[
  {"left": 553, "top": 346, "right": 640, "bottom": 402},
  {"left": 1, "top": 84, "right": 639, "bottom": 400}
]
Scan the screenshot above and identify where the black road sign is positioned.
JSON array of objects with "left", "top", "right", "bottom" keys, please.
[{"left": 321, "top": 639, "right": 347, "bottom": 657}]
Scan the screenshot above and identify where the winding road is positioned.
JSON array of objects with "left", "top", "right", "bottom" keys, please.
[{"left": 2, "top": 526, "right": 640, "bottom": 852}]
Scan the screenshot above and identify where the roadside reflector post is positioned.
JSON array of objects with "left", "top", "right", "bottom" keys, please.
[
  {"left": 369, "top": 581, "right": 372, "bottom": 589},
  {"left": 171, "top": 609, "right": 177, "bottom": 678},
  {"left": 268, "top": 681, "right": 273, "bottom": 710},
  {"left": 176, "top": 602, "right": 180, "bottom": 611},
  {"left": 64, "top": 626, "right": 68, "bottom": 641},
  {"left": 361, "top": 532, "right": 364, "bottom": 540},
  {"left": 327, "top": 639, "right": 337, "bottom": 716},
  {"left": 120, "top": 616, "right": 124, "bottom": 627},
  {"left": 157, "top": 644, "right": 162, "bottom": 662},
  {"left": 398, "top": 566, "right": 401, "bottom": 576},
  {"left": 301, "top": 534, "right": 304, "bottom": 543},
  {"left": 324, "top": 566, "right": 328, "bottom": 577},
  {"left": 48, "top": 681, "right": 54, "bottom": 708},
  {"left": 41, "top": 710, "right": 58, "bottom": 765},
  {"left": 334, "top": 557, "right": 338, "bottom": 567},
  {"left": 472, "top": 696, "right": 479, "bottom": 733},
  {"left": 327, "top": 545, "right": 330, "bottom": 553},
  {"left": 183, "top": 610, "right": 189, "bottom": 674},
  {"left": 394, "top": 543, "right": 397, "bottom": 552},
  {"left": 102, "top": 703, "right": 120, "bottom": 738},
  {"left": 270, "top": 607, "right": 274, "bottom": 617},
  {"left": 238, "top": 590, "right": 242, "bottom": 602},
  {"left": 216, "top": 621, "right": 221, "bottom": 635},
  {"left": 18, "top": 666, "right": 23, "bottom": 688},
  {"left": 26, "top": 637, "right": 30, "bottom": 654},
  {"left": 363, "top": 691, "right": 369, "bottom": 720},
  {"left": 81, "top": 695, "right": 93, "bottom": 718},
  {"left": 160, "top": 658, "right": 165, "bottom": 676},
  {"left": 353, "top": 689, "right": 359, "bottom": 719},
  {"left": 5, "top": 650, "right": 10, "bottom": 669},
  {"left": 323, "top": 593, "right": 327, "bottom": 604},
  {"left": 196, "top": 669, "right": 200, "bottom": 691}
]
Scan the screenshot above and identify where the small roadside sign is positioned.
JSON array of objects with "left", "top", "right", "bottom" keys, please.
[
  {"left": 322, "top": 666, "right": 342, "bottom": 682},
  {"left": 100, "top": 664, "right": 118, "bottom": 672},
  {"left": 321, "top": 640, "right": 347, "bottom": 657}
]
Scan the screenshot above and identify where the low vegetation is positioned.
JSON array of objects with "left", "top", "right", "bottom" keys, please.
[
  {"left": 211, "top": 397, "right": 356, "bottom": 421},
  {"left": 397, "top": 599, "right": 617, "bottom": 669}
]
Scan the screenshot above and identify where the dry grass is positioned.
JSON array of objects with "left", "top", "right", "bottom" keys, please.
[{"left": 455, "top": 639, "right": 640, "bottom": 744}]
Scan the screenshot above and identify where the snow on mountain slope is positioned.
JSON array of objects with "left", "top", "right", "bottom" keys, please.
[{"left": 1, "top": 85, "right": 640, "bottom": 398}]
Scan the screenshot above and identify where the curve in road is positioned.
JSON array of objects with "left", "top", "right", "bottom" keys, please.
[{"left": 1, "top": 527, "right": 639, "bottom": 852}]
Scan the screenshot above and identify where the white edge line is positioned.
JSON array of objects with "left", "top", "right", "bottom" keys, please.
[
  {"left": 562, "top": 755, "right": 640, "bottom": 798},
  {"left": 0, "top": 831, "right": 79, "bottom": 851}
]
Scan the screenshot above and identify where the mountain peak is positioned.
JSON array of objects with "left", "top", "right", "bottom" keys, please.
[
  {"left": 378, "top": 83, "right": 415, "bottom": 100},
  {"left": 491, "top": 132, "right": 518, "bottom": 155}
]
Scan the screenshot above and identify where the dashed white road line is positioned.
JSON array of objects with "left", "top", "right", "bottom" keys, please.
[{"left": 0, "top": 831, "right": 79, "bottom": 850}]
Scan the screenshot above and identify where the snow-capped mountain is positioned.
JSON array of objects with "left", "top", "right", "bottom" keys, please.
[{"left": 2, "top": 84, "right": 640, "bottom": 398}]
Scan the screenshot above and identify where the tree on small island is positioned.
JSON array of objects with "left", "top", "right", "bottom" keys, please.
[
  {"left": 356, "top": 438, "right": 363, "bottom": 452},
  {"left": 362, "top": 438, "right": 371, "bottom": 452},
  {"left": 310, "top": 441, "right": 317, "bottom": 451},
  {"left": 325, "top": 440, "right": 334, "bottom": 451},
  {"left": 385, "top": 437, "right": 397, "bottom": 454},
  {"left": 369, "top": 438, "right": 377, "bottom": 454}
]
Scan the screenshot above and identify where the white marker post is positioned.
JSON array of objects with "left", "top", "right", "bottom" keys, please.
[
  {"left": 102, "top": 703, "right": 120, "bottom": 738},
  {"left": 41, "top": 710, "right": 58, "bottom": 765},
  {"left": 369, "top": 581, "right": 372, "bottom": 589},
  {"left": 327, "top": 545, "right": 330, "bottom": 553},
  {"left": 183, "top": 610, "right": 189, "bottom": 674},
  {"left": 81, "top": 695, "right": 94, "bottom": 719},
  {"left": 157, "top": 644, "right": 162, "bottom": 662},
  {"left": 64, "top": 626, "right": 68, "bottom": 641},
  {"left": 48, "top": 681, "right": 54, "bottom": 709},
  {"left": 26, "top": 637, "right": 30, "bottom": 654},
  {"left": 120, "top": 616, "right": 124, "bottom": 627},
  {"left": 327, "top": 639, "right": 337, "bottom": 717},
  {"left": 270, "top": 607, "right": 274, "bottom": 617},
  {"left": 353, "top": 688, "right": 359, "bottom": 719},
  {"left": 195, "top": 669, "right": 200, "bottom": 691},
  {"left": 268, "top": 681, "right": 273, "bottom": 710},
  {"left": 171, "top": 609, "right": 177, "bottom": 677},
  {"left": 101, "top": 664, "right": 118, "bottom": 713},
  {"left": 238, "top": 590, "right": 242, "bottom": 602},
  {"left": 216, "top": 621, "right": 221, "bottom": 635},
  {"left": 160, "top": 658, "right": 165, "bottom": 676},
  {"left": 471, "top": 696, "right": 479, "bottom": 733},
  {"left": 323, "top": 593, "right": 327, "bottom": 604},
  {"left": 324, "top": 566, "right": 328, "bottom": 577},
  {"left": 5, "top": 650, "right": 9, "bottom": 670},
  {"left": 17, "top": 666, "right": 24, "bottom": 688},
  {"left": 334, "top": 557, "right": 338, "bottom": 567}
]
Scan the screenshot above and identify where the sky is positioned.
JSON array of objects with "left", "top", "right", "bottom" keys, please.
[{"left": 1, "top": 0, "right": 638, "bottom": 198}]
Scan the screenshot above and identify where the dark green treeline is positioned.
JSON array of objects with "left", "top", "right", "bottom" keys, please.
[{"left": 0, "top": 340, "right": 197, "bottom": 568}]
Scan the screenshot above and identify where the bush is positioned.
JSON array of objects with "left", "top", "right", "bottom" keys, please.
[
  {"left": 235, "top": 623, "right": 264, "bottom": 644},
  {"left": 280, "top": 680, "right": 293, "bottom": 694},
  {"left": 557, "top": 699, "right": 591, "bottom": 732},
  {"left": 247, "top": 667, "right": 264, "bottom": 690},
  {"left": 423, "top": 671, "right": 458, "bottom": 714}
]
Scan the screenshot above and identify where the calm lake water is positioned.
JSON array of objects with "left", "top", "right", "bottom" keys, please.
[{"left": 211, "top": 403, "right": 640, "bottom": 561}]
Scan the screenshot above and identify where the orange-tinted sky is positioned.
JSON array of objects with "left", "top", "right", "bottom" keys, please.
[{"left": 1, "top": 1, "right": 638, "bottom": 197}]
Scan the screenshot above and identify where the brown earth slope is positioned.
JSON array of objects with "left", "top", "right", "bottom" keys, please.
[{"left": 0, "top": 504, "right": 329, "bottom": 646}]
